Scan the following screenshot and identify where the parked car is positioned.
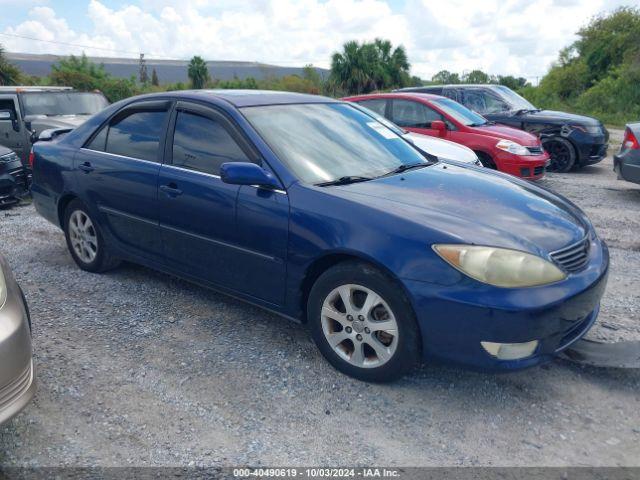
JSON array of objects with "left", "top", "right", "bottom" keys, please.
[
  {"left": 396, "top": 84, "right": 609, "bottom": 173},
  {"left": 0, "top": 144, "right": 29, "bottom": 207},
  {"left": 350, "top": 102, "right": 482, "bottom": 166},
  {"left": 0, "top": 86, "right": 109, "bottom": 166},
  {"left": 614, "top": 122, "right": 640, "bottom": 185},
  {"left": 344, "top": 93, "right": 548, "bottom": 179},
  {"left": 0, "top": 253, "right": 35, "bottom": 425},
  {"left": 31, "top": 91, "right": 608, "bottom": 382}
]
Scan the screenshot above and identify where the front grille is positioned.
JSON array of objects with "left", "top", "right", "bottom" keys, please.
[
  {"left": 550, "top": 237, "right": 590, "bottom": 273},
  {"left": 526, "top": 146, "right": 544, "bottom": 155},
  {"left": 533, "top": 166, "right": 544, "bottom": 176},
  {"left": 0, "top": 362, "right": 33, "bottom": 410}
]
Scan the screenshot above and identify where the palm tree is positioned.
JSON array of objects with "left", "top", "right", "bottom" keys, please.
[
  {"left": 188, "top": 56, "right": 209, "bottom": 89},
  {"left": 330, "top": 41, "right": 375, "bottom": 94},
  {"left": 0, "top": 45, "right": 22, "bottom": 86}
]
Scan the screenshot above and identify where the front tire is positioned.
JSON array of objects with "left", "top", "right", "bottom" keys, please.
[
  {"left": 543, "top": 136, "right": 576, "bottom": 173},
  {"left": 308, "top": 261, "right": 421, "bottom": 382},
  {"left": 64, "top": 199, "right": 120, "bottom": 272}
]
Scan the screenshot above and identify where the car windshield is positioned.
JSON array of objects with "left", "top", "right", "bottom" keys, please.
[
  {"left": 491, "top": 86, "right": 537, "bottom": 111},
  {"left": 242, "top": 103, "right": 430, "bottom": 184},
  {"left": 22, "top": 92, "right": 108, "bottom": 116},
  {"left": 431, "top": 98, "right": 488, "bottom": 126}
]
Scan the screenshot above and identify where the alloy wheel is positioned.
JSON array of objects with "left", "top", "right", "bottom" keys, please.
[
  {"left": 68, "top": 210, "right": 98, "bottom": 264},
  {"left": 544, "top": 140, "right": 572, "bottom": 172},
  {"left": 320, "top": 284, "right": 399, "bottom": 368}
]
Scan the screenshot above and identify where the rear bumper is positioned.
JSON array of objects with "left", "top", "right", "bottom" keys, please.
[
  {"left": 0, "top": 257, "right": 35, "bottom": 425},
  {"left": 404, "top": 236, "right": 609, "bottom": 371},
  {"left": 614, "top": 149, "right": 640, "bottom": 184}
]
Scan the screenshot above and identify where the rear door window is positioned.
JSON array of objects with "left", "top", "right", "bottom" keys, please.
[
  {"left": 171, "top": 110, "right": 250, "bottom": 176},
  {"left": 355, "top": 99, "right": 388, "bottom": 117},
  {"left": 106, "top": 110, "right": 167, "bottom": 162}
]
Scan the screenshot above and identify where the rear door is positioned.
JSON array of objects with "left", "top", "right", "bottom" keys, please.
[
  {"left": 0, "top": 94, "right": 28, "bottom": 163},
  {"left": 78, "top": 100, "right": 171, "bottom": 259},
  {"left": 157, "top": 101, "right": 289, "bottom": 305}
]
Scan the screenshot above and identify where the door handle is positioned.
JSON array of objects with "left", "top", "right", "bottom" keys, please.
[
  {"left": 78, "top": 162, "right": 94, "bottom": 173},
  {"left": 160, "top": 183, "right": 183, "bottom": 197}
]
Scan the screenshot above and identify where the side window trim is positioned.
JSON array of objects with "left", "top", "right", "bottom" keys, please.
[{"left": 167, "top": 100, "right": 260, "bottom": 167}]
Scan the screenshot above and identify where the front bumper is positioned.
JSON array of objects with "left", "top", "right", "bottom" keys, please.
[
  {"left": 0, "top": 160, "right": 30, "bottom": 207},
  {"left": 614, "top": 149, "right": 640, "bottom": 185},
  {"left": 404, "top": 237, "right": 609, "bottom": 371},
  {"left": 495, "top": 153, "right": 549, "bottom": 180},
  {"left": 573, "top": 132, "right": 608, "bottom": 166},
  {"left": 0, "top": 257, "right": 35, "bottom": 425}
]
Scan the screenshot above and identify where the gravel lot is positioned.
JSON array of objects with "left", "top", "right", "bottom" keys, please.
[{"left": 0, "top": 130, "right": 639, "bottom": 467}]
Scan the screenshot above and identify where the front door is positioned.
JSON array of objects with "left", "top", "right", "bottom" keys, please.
[
  {"left": 0, "top": 94, "right": 28, "bottom": 163},
  {"left": 389, "top": 99, "right": 447, "bottom": 138},
  {"left": 157, "top": 101, "right": 289, "bottom": 306}
]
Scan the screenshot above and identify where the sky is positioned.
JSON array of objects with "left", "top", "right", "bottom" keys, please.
[{"left": 0, "top": 0, "right": 634, "bottom": 81}]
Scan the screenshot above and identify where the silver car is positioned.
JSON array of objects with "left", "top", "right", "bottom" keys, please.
[{"left": 0, "top": 254, "right": 35, "bottom": 425}]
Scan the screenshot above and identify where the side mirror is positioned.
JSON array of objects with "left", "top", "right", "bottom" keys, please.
[
  {"left": 220, "top": 162, "right": 281, "bottom": 190},
  {"left": 0, "top": 110, "right": 19, "bottom": 132},
  {"left": 431, "top": 120, "right": 446, "bottom": 137}
]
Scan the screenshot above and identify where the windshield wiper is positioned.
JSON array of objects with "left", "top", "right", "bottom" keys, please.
[
  {"left": 381, "top": 162, "right": 429, "bottom": 177},
  {"left": 514, "top": 108, "right": 541, "bottom": 115},
  {"left": 315, "top": 175, "right": 373, "bottom": 187}
]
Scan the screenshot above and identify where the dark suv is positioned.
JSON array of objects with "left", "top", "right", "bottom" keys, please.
[{"left": 396, "top": 85, "right": 609, "bottom": 172}]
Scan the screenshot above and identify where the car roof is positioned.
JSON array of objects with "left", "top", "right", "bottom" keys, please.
[
  {"left": 0, "top": 86, "right": 74, "bottom": 93},
  {"left": 397, "top": 84, "right": 500, "bottom": 90},
  {"left": 169, "top": 89, "right": 338, "bottom": 107},
  {"left": 345, "top": 92, "right": 445, "bottom": 102}
]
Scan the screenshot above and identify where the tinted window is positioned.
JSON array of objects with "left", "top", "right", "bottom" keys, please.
[
  {"left": 391, "top": 100, "right": 443, "bottom": 128},
  {"left": 355, "top": 99, "right": 387, "bottom": 117},
  {"left": 172, "top": 111, "right": 249, "bottom": 175},
  {"left": 106, "top": 110, "right": 167, "bottom": 162},
  {"left": 462, "top": 89, "right": 509, "bottom": 114},
  {"left": 0, "top": 99, "right": 18, "bottom": 117},
  {"left": 431, "top": 98, "right": 487, "bottom": 126},
  {"left": 86, "top": 126, "right": 107, "bottom": 152}
]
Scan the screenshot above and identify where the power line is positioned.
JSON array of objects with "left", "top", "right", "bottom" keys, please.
[{"left": 0, "top": 31, "right": 327, "bottom": 66}]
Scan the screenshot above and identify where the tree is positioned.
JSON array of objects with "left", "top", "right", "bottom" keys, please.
[
  {"left": 431, "top": 70, "right": 460, "bottom": 84},
  {"left": 330, "top": 39, "right": 411, "bottom": 95},
  {"left": 151, "top": 68, "right": 159, "bottom": 86},
  {"left": 497, "top": 75, "right": 529, "bottom": 90},
  {"left": 0, "top": 45, "right": 23, "bottom": 86},
  {"left": 188, "top": 56, "right": 209, "bottom": 89},
  {"left": 462, "top": 70, "right": 491, "bottom": 84}
]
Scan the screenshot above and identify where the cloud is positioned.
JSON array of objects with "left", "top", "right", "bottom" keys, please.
[{"left": 0, "top": 0, "right": 626, "bottom": 80}]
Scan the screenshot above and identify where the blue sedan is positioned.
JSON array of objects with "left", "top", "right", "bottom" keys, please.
[{"left": 30, "top": 90, "right": 608, "bottom": 382}]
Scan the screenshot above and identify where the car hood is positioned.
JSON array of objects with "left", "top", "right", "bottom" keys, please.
[
  {"left": 405, "top": 133, "right": 478, "bottom": 163},
  {"left": 329, "top": 164, "right": 589, "bottom": 254},
  {"left": 28, "top": 115, "right": 92, "bottom": 134},
  {"left": 522, "top": 110, "right": 601, "bottom": 126},
  {"left": 467, "top": 123, "right": 540, "bottom": 145}
]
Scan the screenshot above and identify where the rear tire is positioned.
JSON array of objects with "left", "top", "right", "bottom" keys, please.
[
  {"left": 307, "top": 261, "right": 421, "bottom": 382},
  {"left": 64, "top": 199, "right": 120, "bottom": 273},
  {"left": 542, "top": 136, "right": 576, "bottom": 173}
]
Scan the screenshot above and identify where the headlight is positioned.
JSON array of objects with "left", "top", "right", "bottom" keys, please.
[
  {"left": 0, "top": 263, "right": 7, "bottom": 307},
  {"left": 433, "top": 244, "right": 567, "bottom": 288},
  {"left": 572, "top": 124, "right": 602, "bottom": 135},
  {"left": 495, "top": 139, "right": 529, "bottom": 156}
]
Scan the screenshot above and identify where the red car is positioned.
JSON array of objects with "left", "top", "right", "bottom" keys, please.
[{"left": 343, "top": 93, "right": 550, "bottom": 180}]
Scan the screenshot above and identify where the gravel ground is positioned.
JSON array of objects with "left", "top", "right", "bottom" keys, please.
[{"left": 0, "top": 130, "right": 639, "bottom": 467}]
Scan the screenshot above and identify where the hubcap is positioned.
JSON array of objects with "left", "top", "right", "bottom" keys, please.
[
  {"left": 321, "top": 284, "right": 399, "bottom": 369},
  {"left": 69, "top": 210, "right": 98, "bottom": 263}
]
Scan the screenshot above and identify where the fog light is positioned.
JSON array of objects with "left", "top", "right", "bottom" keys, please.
[
  {"left": 481, "top": 340, "right": 539, "bottom": 360},
  {"left": 520, "top": 167, "right": 531, "bottom": 177}
]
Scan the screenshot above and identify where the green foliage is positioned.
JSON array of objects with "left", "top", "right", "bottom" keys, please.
[
  {"left": 151, "top": 68, "right": 159, "bottom": 87},
  {"left": 0, "top": 45, "right": 22, "bottom": 85},
  {"left": 497, "top": 75, "right": 529, "bottom": 90},
  {"left": 431, "top": 70, "right": 460, "bottom": 84},
  {"left": 519, "top": 7, "right": 640, "bottom": 126},
  {"left": 330, "top": 39, "right": 411, "bottom": 94},
  {"left": 462, "top": 70, "right": 491, "bottom": 84},
  {"left": 187, "top": 56, "right": 209, "bottom": 89}
]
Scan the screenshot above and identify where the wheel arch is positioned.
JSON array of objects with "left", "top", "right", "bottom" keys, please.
[
  {"left": 57, "top": 192, "right": 78, "bottom": 228},
  {"left": 298, "top": 250, "right": 417, "bottom": 326}
]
